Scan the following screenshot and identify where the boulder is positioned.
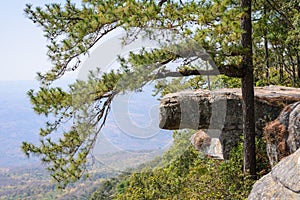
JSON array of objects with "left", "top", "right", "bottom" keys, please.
[
  {"left": 190, "top": 130, "right": 223, "bottom": 159},
  {"left": 159, "top": 86, "right": 300, "bottom": 159},
  {"left": 264, "top": 102, "right": 300, "bottom": 167},
  {"left": 190, "top": 130, "right": 211, "bottom": 151},
  {"left": 248, "top": 147, "right": 300, "bottom": 200}
]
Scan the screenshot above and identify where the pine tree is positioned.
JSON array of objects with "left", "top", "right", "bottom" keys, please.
[{"left": 22, "top": 0, "right": 300, "bottom": 187}]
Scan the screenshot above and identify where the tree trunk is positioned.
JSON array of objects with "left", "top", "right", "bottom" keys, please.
[
  {"left": 241, "top": 0, "right": 256, "bottom": 178},
  {"left": 288, "top": 47, "right": 296, "bottom": 86},
  {"left": 264, "top": 5, "right": 270, "bottom": 83},
  {"left": 280, "top": 53, "right": 284, "bottom": 83},
  {"left": 296, "top": 52, "right": 300, "bottom": 86}
]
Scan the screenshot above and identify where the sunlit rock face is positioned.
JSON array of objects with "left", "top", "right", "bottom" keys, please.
[
  {"left": 264, "top": 102, "right": 300, "bottom": 167},
  {"left": 190, "top": 130, "right": 223, "bottom": 159},
  {"left": 159, "top": 86, "right": 300, "bottom": 159},
  {"left": 248, "top": 147, "right": 300, "bottom": 200},
  {"left": 249, "top": 102, "right": 300, "bottom": 200}
]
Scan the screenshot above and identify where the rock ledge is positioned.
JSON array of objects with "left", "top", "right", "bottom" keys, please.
[{"left": 159, "top": 86, "right": 300, "bottom": 158}]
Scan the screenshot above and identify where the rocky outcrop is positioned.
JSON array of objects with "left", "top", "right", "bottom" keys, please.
[
  {"left": 190, "top": 130, "right": 211, "bottom": 151},
  {"left": 190, "top": 130, "right": 223, "bottom": 159},
  {"left": 248, "top": 147, "right": 300, "bottom": 199},
  {"left": 249, "top": 102, "right": 300, "bottom": 199},
  {"left": 264, "top": 102, "right": 300, "bottom": 167},
  {"left": 159, "top": 86, "right": 300, "bottom": 159}
]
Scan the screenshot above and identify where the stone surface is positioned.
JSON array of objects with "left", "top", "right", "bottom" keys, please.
[
  {"left": 190, "top": 130, "right": 223, "bottom": 159},
  {"left": 265, "top": 102, "right": 300, "bottom": 167},
  {"left": 248, "top": 147, "right": 300, "bottom": 200},
  {"left": 191, "top": 130, "right": 212, "bottom": 151},
  {"left": 159, "top": 86, "right": 300, "bottom": 159}
]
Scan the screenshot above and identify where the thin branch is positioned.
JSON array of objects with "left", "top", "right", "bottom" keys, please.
[
  {"left": 158, "top": 0, "right": 168, "bottom": 7},
  {"left": 154, "top": 64, "right": 243, "bottom": 78},
  {"left": 265, "top": 0, "right": 294, "bottom": 29}
]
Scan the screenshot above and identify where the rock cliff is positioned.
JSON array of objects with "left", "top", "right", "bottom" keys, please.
[
  {"left": 265, "top": 102, "right": 300, "bottom": 167},
  {"left": 248, "top": 147, "right": 300, "bottom": 199},
  {"left": 159, "top": 86, "right": 300, "bottom": 159}
]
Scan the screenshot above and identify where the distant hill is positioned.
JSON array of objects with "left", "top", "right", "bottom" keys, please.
[
  {"left": 0, "top": 80, "right": 173, "bottom": 168},
  {"left": 0, "top": 80, "right": 173, "bottom": 199},
  {"left": 0, "top": 81, "right": 42, "bottom": 167}
]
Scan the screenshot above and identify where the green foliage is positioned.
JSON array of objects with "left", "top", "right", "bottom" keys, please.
[
  {"left": 154, "top": 76, "right": 206, "bottom": 96},
  {"left": 0, "top": 165, "right": 111, "bottom": 199},
  {"left": 24, "top": 0, "right": 247, "bottom": 85},
  {"left": 110, "top": 130, "right": 270, "bottom": 200},
  {"left": 211, "top": 74, "right": 241, "bottom": 89},
  {"left": 89, "top": 178, "right": 120, "bottom": 200},
  {"left": 252, "top": 0, "right": 300, "bottom": 86},
  {"left": 22, "top": 71, "right": 122, "bottom": 188}
]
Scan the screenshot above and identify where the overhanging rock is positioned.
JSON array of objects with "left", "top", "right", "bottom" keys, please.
[{"left": 159, "top": 86, "right": 300, "bottom": 159}]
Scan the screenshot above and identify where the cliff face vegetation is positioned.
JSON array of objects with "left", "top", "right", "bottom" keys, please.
[
  {"left": 99, "top": 99, "right": 300, "bottom": 200},
  {"left": 90, "top": 130, "right": 270, "bottom": 199}
]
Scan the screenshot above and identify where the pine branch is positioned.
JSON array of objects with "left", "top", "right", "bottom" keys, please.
[
  {"left": 154, "top": 64, "right": 243, "bottom": 79},
  {"left": 265, "top": 0, "right": 293, "bottom": 28},
  {"left": 158, "top": 0, "right": 168, "bottom": 7}
]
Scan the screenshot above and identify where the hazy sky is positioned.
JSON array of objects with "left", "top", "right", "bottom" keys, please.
[{"left": 0, "top": 1, "right": 81, "bottom": 81}]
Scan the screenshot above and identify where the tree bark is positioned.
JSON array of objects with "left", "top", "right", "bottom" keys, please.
[
  {"left": 296, "top": 52, "right": 300, "bottom": 85},
  {"left": 241, "top": 0, "right": 256, "bottom": 177},
  {"left": 264, "top": 5, "right": 270, "bottom": 83}
]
